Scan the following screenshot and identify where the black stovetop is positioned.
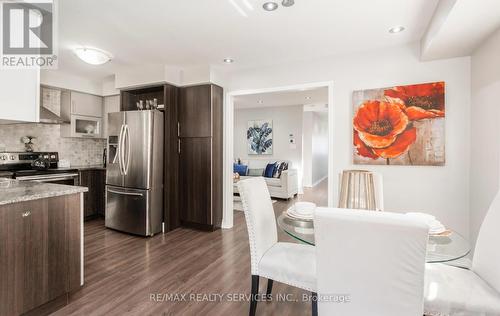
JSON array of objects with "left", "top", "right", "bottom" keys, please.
[{"left": 14, "top": 168, "right": 79, "bottom": 176}]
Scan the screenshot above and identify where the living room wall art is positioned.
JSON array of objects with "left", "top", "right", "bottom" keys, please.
[
  {"left": 352, "top": 82, "right": 445, "bottom": 166},
  {"left": 247, "top": 120, "right": 273, "bottom": 155}
]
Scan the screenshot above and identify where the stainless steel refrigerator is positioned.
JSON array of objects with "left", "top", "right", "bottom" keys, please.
[{"left": 105, "top": 110, "right": 164, "bottom": 236}]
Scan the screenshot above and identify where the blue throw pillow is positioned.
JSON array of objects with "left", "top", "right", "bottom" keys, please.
[
  {"left": 233, "top": 163, "right": 248, "bottom": 176},
  {"left": 272, "top": 163, "right": 279, "bottom": 177},
  {"left": 264, "top": 163, "right": 276, "bottom": 178}
]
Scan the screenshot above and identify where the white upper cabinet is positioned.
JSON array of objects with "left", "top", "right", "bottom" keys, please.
[
  {"left": 102, "top": 95, "right": 120, "bottom": 139},
  {"left": 70, "top": 91, "right": 103, "bottom": 117},
  {"left": 0, "top": 68, "right": 40, "bottom": 123},
  {"left": 60, "top": 90, "right": 104, "bottom": 138}
]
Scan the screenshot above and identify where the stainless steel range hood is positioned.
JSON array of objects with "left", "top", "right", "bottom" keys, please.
[
  {"left": 39, "top": 105, "right": 68, "bottom": 124},
  {"left": 39, "top": 86, "right": 69, "bottom": 124}
]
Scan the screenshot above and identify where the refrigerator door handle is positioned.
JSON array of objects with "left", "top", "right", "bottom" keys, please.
[
  {"left": 124, "top": 124, "right": 131, "bottom": 175},
  {"left": 118, "top": 124, "right": 126, "bottom": 175},
  {"left": 107, "top": 188, "right": 144, "bottom": 197},
  {"left": 119, "top": 124, "right": 127, "bottom": 175}
]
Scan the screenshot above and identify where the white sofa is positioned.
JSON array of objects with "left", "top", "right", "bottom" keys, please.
[{"left": 234, "top": 159, "right": 299, "bottom": 199}]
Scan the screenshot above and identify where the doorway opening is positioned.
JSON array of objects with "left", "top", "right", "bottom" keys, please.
[{"left": 223, "top": 82, "right": 334, "bottom": 228}]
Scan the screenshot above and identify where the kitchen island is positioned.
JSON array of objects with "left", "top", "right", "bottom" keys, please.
[{"left": 0, "top": 178, "right": 87, "bottom": 316}]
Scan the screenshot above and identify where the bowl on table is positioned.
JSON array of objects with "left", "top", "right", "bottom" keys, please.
[{"left": 287, "top": 202, "right": 317, "bottom": 220}]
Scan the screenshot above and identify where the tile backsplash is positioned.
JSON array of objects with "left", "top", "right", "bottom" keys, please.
[{"left": 0, "top": 124, "right": 106, "bottom": 166}]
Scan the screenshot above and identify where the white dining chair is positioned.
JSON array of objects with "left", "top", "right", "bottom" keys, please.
[
  {"left": 424, "top": 191, "right": 500, "bottom": 315},
  {"left": 314, "top": 207, "right": 429, "bottom": 316},
  {"left": 238, "top": 177, "right": 317, "bottom": 316}
]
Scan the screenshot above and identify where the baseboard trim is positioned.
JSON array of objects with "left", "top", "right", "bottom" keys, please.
[{"left": 311, "top": 175, "right": 328, "bottom": 188}]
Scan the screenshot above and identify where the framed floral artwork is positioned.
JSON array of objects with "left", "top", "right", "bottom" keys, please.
[
  {"left": 247, "top": 120, "right": 273, "bottom": 155},
  {"left": 353, "top": 82, "right": 445, "bottom": 166}
]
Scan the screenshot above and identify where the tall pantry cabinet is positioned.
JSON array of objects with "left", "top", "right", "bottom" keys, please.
[{"left": 178, "top": 84, "right": 223, "bottom": 230}]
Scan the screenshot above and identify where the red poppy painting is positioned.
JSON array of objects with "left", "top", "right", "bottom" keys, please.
[{"left": 353, "top": 82, "right": 445, "bottom": 166}]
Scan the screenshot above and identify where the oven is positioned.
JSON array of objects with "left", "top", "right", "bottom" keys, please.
[
  {"left": 16, "top": 172, "right": 80, "bottom": 186},
  {"left": 1, "top": 152, "right": 80, "bottom": 186}
]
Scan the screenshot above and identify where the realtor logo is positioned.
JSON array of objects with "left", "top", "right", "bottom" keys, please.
[{"left": 1, "top": 0, "right": 58, "bottom": 68}]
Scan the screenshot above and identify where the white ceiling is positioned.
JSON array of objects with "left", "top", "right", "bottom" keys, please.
[
  {"left": 57, "top": 0, "right": 439, "bottom": 81},
  {"left": 421, "top": 0, "right": 500, "bottom": 60},
  {"left": 234, "top": 86, "right": 328, "bottom": 109}
]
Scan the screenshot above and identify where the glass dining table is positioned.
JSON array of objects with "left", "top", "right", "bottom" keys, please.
[{"left": 277, "top": 212, "right": 471, "bottom": 263}]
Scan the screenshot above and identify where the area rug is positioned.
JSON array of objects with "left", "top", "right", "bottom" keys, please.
[{"left": 233, "top": 196, "right": 277, "bottom": 211}]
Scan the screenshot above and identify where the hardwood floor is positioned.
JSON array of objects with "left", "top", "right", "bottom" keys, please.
[{"left": 52, "top": 180, "right": 328, "bottom": 316}]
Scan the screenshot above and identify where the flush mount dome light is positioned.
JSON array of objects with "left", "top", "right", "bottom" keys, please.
[
  {"left": 389, "top": 26, "right": 405, "bottom": 34},
  {"left": 74, "top": 47, "right": 113, "bottom": 65},
  {"left": 263, "top": 2, "right": 278, "bottom": 11},
  {"left": 223, "top": 58, "right": 234, "bottom": 63}
]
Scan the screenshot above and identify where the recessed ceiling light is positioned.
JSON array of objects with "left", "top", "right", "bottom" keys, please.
[
  {"left": 305, "top": 96, "right": 311, "bottom": 100},
  {"left": 257, "top": 100, "right": 264, "bottom": 104},
  {"left": 282, "top": 0, "right": 294, "bottom": 7},
  {"left": 263, "top": 2, "right": 278, "bottom": 11},
  {"left": 74, "top": 47, "right": 112, "bottom": 65},
  {"left": 223, "top": 58, "right": 234, "bottom": 63},
  {"left": 389, "top": 26, "right": 405, "bottom": 34}
]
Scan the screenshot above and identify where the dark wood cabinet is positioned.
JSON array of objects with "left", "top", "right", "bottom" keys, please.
[
  {"left": 179, "top": 84, "right": 223, "bottom": 230},
  {"left": 117, "top": 83, "right": 181, "bottom": 233},
  {"left": 179, "top": 85, "right": 212, "bottom": 137},
  {"left": 117, "top": 83, "right": 222, "bottom": 232},
  {"left": 164, "top": 84, "right": 180, "bottom": 232},
  {"left": 120, "top": 85, "right": 165, "bottom": 112},
  {"left": 80, "top": 169, "right": 106, "bottom": 220},
  {"left": 0, "top": 194, "right": 82, "bottom": 315},
  {"left": 179, "top": 138, "right": 212, "bottom": 225}
]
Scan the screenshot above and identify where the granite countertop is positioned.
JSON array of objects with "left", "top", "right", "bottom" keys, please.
[
  {"left": 56, "top": 164, "right": 106, "bottom": 171},
  {"left": 72, "top": 164, "right": 106, "bottom": 170},
  {"left": 0, "top": 178, "right": 88, "bottom": 206}
]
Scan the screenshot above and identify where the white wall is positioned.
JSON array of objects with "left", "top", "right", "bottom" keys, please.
[
  {"left": 102, "top": 75, "right": 120, "bottom": 96},
  {"left": 41, "top": 70, "right": 103, "bottom": 96},
  {"left": 113, "top": 64, "right": 229, "bottom": 89},
  {"left": 234, "top": 105, "right": 303, "bottom": 174},
  {"left": 302, "top": 112, "right": 313, "bottom": 187},
  {"left": 302, "top": 111, "right": 328, "bottom": 187},
  {"left": 227, "top": 43, "right": 471, "bottom": 238},
  {"left": 470, "top": 28, "right": 500, "bottom": 245},
  {"left": 311, "top": 112, "right": 329, "bottom": 185}
]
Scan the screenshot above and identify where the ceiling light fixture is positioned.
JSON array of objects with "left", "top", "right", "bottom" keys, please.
[
  {"left": 281, "top": 0, "right": 295, "bottom": 7},
  {"left": 223, "top": 58, "right": 234, "bottom": 63},
  {"left": 305, "top": 96, "right": 311, "bottom": 100},
  {"left": 74, "top": 47, "right": 112, "bottom": 65},
  {"left": 389, "top": 26, "right": 405, "bottom": 34},
  {"left": 263, "top": 2, "right": 278, "bottom": 11},
  {"left": 258, "top": 100, "right": 264, "bottom": 104}
]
